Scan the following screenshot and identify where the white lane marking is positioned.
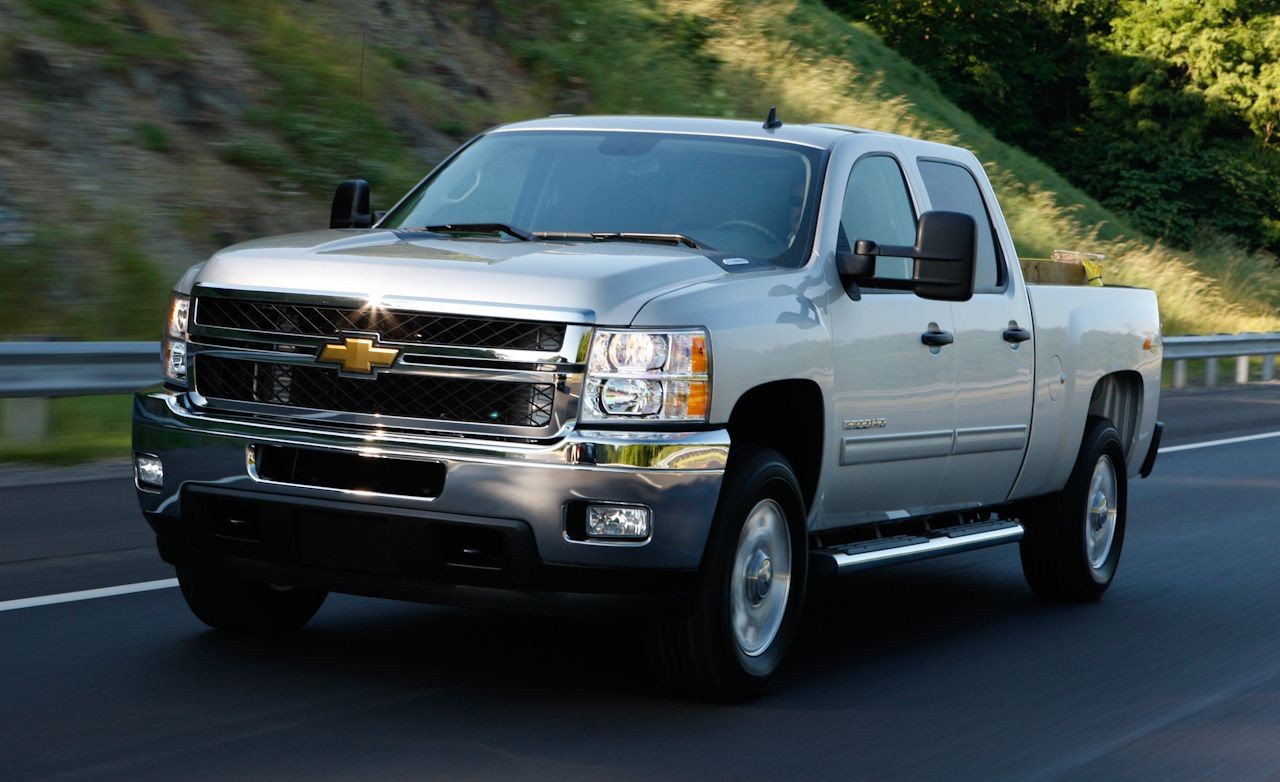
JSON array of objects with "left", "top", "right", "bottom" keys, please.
[
  {"left": 0, "top": 579, "right": 178, "bottom": 613},
  {"left": 1159, "top": 430, "right": 1280, "bottom": 454},
  {"left": 3, "top": 430, "right": 1275, "bottom": 612}
]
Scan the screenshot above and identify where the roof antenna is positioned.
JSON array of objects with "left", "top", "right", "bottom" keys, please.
[
  {"left": 763, "top": 105, "right": 783, "bottom": 130},
  {"left": 328, "top": 30, "right": 373, "bottom": 230},
  {"left": 354, "top": 28, "right": 367, "bottom": 179}
]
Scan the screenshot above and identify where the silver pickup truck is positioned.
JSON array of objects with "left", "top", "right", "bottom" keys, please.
[{"left": 133, "top": 115, "right": 1162, "bottom": 698}]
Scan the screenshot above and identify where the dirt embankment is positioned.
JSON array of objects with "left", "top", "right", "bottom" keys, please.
[{"left": 0, "top": 0, "right": 535, "bottom": 332}]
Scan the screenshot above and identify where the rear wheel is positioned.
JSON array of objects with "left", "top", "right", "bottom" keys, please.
[
  {"left": 1020, "top": 417, "right": 1127, "bottom": 601},
  {"left": 177, "top": 566, "right": 327, "bottom": 635},
  {"left": 656, "top": 446, "right": 808, "bottom": 700}
]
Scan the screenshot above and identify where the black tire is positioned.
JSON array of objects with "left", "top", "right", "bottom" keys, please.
[
  {"left": 177, "top": 566, "right": 327, "bottom": 635},
  {"left": 1020, "top": 416, "right": 1127, "bottom": 601},
  {"left": 656, "top": 445, "right": 808, "bottom": 700}
]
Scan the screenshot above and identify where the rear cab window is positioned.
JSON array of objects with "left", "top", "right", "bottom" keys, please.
[{"left": 917, "top": 159, "right": 1005, "bottom": 291}]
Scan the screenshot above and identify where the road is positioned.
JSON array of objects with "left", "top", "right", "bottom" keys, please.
[{"left": 1, "top": 385, "right": 1278, "bottom": 779}]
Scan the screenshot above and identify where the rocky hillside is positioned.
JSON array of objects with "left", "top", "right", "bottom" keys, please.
[
  {"left": 0, "top": 0, "right": 539, "bottom": 337},
  {"left": 1, "top": 0, "right": 1277, "bottom": 338}
]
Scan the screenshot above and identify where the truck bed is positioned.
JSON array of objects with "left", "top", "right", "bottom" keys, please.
[{"left": 1012, "top": 284, "right": 1162, "bottom": 500}]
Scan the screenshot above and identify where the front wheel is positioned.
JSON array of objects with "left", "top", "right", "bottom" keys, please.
[
  {"left": 656, "top": 446, "right": 808, "bottom": 700},
  {"left": 1019, "top": 416, "right": 1127, "bottom": 601},
  {"left": 177, "top": 566, "right": 327, "bottom": 635}
]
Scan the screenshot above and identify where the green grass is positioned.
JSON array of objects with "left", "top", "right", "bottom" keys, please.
[
  {"left": 711, "top": 0, "right": 1280, "bottom": 334},
  {"left": 510, "top": 1, "right": 741, "bottom": 117},
  {"left": 10, "top": 0, "right": 1280, "bottom": 344},
  {"left": 1161, "top": 356, "right": 1279, "bottom": 389},
  {"left": 0, "top": 395, "right": 132, "bottom": 465},
  {"left": 131, "top": 121, "right": 172, "bottom": 153},
  {"left": 22, "top": 0, "right": 188, "bottom": 70},
  {"left": 505, "top": 0, "right": 1280, "bottom": 335},
  {"left": 201, "top": 2, "right": 432, "bottom": 199},
  {"left": 0, "top": 216, "right": 170, "bottom": 340}
]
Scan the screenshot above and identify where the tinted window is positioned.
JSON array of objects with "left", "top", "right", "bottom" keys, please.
[
  {"left": 383, "top": 131, "right": 825, "bottom": 267},
  {"left": 839, "top": 156, "right": 916, "bottom": 281},
  {"left": 918, "top": 160, "right": 1002, "bottom": 290}
]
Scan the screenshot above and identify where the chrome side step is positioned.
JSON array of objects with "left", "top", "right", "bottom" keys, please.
[{"left": 811, "top": 520, "right": 1024, "bottom": 577}]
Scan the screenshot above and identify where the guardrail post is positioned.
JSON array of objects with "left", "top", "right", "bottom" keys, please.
[
  {"left": 1173, "top": 360, "right": 1187, "bottom": 389},
  {"left": 1265, "top": 355, "right": 1275, "bottom": 382},
  {"left": 1236, "top": 355, "right": 1250, "bottom": 384},
  {"left": 1205, "top": 358, "right": 1218, "bottom": 387},
  {"left": 2, "top": 397, "right": 50, "bottom": 442}
]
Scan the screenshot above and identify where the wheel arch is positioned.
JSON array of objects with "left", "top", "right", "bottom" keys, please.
[
  {"left": 1087, "top": 370, "right": 1143, "bottom": 461},
  {"left": 725, "top": 379, "right": 824, "bottom": 514}
]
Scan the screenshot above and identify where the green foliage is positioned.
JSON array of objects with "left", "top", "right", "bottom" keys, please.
[
  {"left": 683, "top": 0, "right": 1279, "bottom": 332},
  {"left": 0, "top": 217, "right": 169, "bottom": 340},
  {"left": 374, "top": 45, "right": 414, "bottom": 74},
  {"left": 435, "top": 119, "right": 471, "bottom": 139},
  {"left": 87, "top": 220, "right": 172, "bottom": 339},
  {"left": 200, "top": 2, "right": 422, "bottom": 200},
  {"left": 23, "top": 0, "right": 187, "bottom": 69},
  {"left": 0, "top": 241, "right": 59, "bottom": 338},
  {"left": 825, "top": 0, "right": 1103, "bottom": 152},
  {"left": 0, "top": 396, "right": 132, "bottom": 464},
  {"left": 5, "top": 0, "right": 1277, "bottom": 355},
  {"left": 216, "top": 135, "right": 294, "bottom": 179},
  {"left": 131, "top": 121, "right": 171, "bottom": 152},
  {"left": 1108, "top": 0, "right": 1280, "bottom": 146},
  {"left": 503, "top": 0, "right": 746, "bottom": 116},
  {"left": 826, "top": 0, "right": 1280, "bottom": 253}
]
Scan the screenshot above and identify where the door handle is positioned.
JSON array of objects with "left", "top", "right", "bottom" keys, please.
[
  {"left": 1002, "top": 326, "right": 1032, "bottom": 344},
  {"left": 921, "top": 328, "right": 954, "bottom": 347}
]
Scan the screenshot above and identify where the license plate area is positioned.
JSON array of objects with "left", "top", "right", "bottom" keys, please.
[
  {"left": 181, "top": 487, "right": 534, "bottom": 585},
  {"left": 251, "top": 444, "right": 446, "bottom": 499}
]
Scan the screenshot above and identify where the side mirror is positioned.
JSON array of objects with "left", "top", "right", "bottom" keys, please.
[
  {"left": 837, "top": 210, "right": 977, "bottom": 302},
  {"left": 329, "top": 179, "right": 373, "bottom": 229}
]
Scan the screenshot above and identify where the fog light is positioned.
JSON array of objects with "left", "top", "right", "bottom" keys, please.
[
  {"left": 586, "top": 504, "right": 651, "bottom": 540},
  {"left": 135, "top": 453, "right": 164, "bottom": 490}
]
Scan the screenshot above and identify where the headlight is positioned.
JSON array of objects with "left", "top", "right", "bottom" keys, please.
[
  {"left": 582, "top": 329, "right": 710, "bottom": 422},
  {"left": 163, "top": 293, "right": 190, "bottom": 385}
]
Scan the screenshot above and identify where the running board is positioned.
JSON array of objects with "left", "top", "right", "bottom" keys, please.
[{"left": 811, "top": 520, "right": 1024, "bottom": 577}]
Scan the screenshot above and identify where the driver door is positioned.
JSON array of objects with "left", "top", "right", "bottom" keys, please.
[{"left": 822, "top": 150, "right": 958, "bottom": 526}]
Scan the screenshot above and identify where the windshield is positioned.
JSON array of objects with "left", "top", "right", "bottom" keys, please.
[{"left": 381, "top": 130, "right": 826, "bottom": 266}]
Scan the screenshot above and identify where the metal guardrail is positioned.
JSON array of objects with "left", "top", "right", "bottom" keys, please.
[
  {"left": 1, "top": 335, "right": 1277, "bottom": 397},
  {"left": 1164, "top": 333, "right": 1280, "bottom": 388},
  {"left": 0, "top": 342, "right": 160, "bottom": 398},
  {"left": 0, "top": 334, "right": 1275, "bottom": 438},
  {"left": 3, "top": 335, "right": 1279, "bottom": 396}
]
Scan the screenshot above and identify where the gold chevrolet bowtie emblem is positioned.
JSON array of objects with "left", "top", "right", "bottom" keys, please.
[{"left": 319, "top": 337, "right": 398, "bottom": 375}]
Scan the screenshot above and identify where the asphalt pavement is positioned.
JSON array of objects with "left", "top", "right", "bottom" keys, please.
[{"left": 1, "top": 385, "right": 1278, "bottom": 780}]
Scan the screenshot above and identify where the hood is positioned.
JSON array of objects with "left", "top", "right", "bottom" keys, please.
[{"left": 192, "top": 229, "right": 732, "bottom": 325}]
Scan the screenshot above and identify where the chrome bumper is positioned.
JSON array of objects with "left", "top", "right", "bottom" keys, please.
[{"left": 132, "top": 389, "right": 728, "bottom": 570}]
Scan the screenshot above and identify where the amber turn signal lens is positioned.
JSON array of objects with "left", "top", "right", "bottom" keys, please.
[
  {"left": 690, "top": 336, "right": 708, "bottom": 374},
  {"left": 686, "top": 381, "right": 709, "bottom": 418}
]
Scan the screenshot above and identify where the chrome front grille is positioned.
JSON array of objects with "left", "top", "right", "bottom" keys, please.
[
  {"left": 196, "top": 296, "right": 566, "bottom": 351},
  {"left": 187, "top": 289, "right": 586, "bottom": 437},
  {"left": 195, "top": 356, "right": 556, "bottom": 428}
]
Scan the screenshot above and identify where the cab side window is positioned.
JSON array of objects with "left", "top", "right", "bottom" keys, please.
[
  {"left": 918, "top": 160, "right": 1004, "bottom": 291},
  {"left": 839, "top": 156, "right": 917, "bottom": 282}
]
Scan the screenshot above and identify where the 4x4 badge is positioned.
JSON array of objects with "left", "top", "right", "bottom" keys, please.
[{"left": 319, "top": 337, "right": 398, "bottom": 375}]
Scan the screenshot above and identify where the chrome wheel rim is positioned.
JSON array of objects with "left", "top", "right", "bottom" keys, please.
[
  {"left": 1085, "top": 455, "right": 1118, "bottom": 570},
  {"left": 730, "top": 498, "right": 791, "bottom": 657}
]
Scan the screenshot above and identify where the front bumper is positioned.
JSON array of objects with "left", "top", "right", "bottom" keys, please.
[{"left": 133, "top": 389, "right": 728, "bottom": 584}]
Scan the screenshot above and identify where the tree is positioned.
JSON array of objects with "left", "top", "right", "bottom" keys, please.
[{"left": 1107, "top": 0, "right": 1280, "bottom": 147}]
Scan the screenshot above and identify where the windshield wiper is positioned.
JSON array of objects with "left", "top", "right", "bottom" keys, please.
[
  {"left": 417, "top": 223, "right": 533, "bottom": 241},
  {"left": 532, "top": 231, "right": 710, "bottom": 250}
]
